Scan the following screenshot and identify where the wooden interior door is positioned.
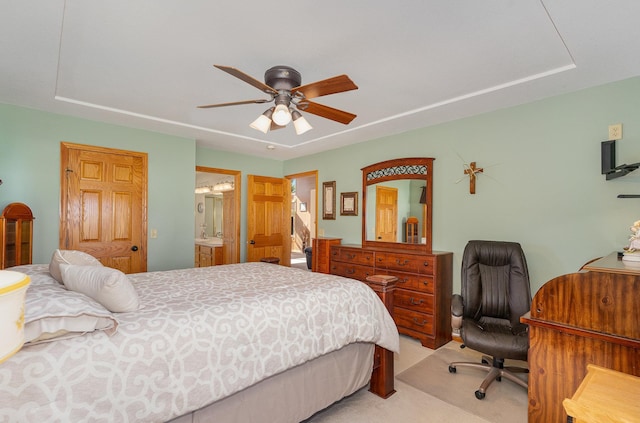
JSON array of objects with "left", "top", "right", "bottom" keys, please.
[
  {"left": 60, "top": 142, "right": 147, "bottom": 274},
  {"left": 247, "top": 175, "right": 291, "bottom": 265},
  {"left": 375, "top": 186, "right": 398, "bottom": 242},
  {"left": 222, "top": 190, "right": 237, "bottom": 264}
]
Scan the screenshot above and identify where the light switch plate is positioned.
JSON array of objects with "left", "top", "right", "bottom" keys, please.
[{"left": 609, "top": 123, "right": 622, "bottom": 140}]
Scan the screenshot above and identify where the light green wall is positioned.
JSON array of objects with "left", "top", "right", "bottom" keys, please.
[
  {"left": 3, "top": 76, "right": 640, "bottom": 295},
  {"left": 284, "top": 76, "right": 640, "bottom": 295},
  {"left": 0, "top": 104, "right": 196, "bottom": 271}
]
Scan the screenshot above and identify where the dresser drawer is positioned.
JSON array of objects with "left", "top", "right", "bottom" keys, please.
[
  {"left": 394, "top": 289, "right": 434, "bottom": 314},
  {"left": 394, "top": 308, "right": 434, "bottom": 336},
  {"left": 375, "top": 252, "right": 434, "bottom": 275},
  {"left": 383, "top": 270, "right": 434, "bottom": 294},
  {"left": 330, "top": 262, "right": 374, "bottom": 281},
  {"left": 331, "top": 247, "right": 374, "bottom": 266}
]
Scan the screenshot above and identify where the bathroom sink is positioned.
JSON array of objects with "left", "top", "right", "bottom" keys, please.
[{"left": 195, "top": 238, "right": 223, "bottom": 246}]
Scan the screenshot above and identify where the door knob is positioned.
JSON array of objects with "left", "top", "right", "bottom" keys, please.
[
  {"left": 131, "top": 245, "right": 139, "bottom": 251},
  {"left": 249, "top": 240, "right": 255, "bottom": 244}
]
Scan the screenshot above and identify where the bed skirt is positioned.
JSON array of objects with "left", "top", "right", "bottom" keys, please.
[{"left": 168, "top": 342, "right": 375, "bottom": 423}]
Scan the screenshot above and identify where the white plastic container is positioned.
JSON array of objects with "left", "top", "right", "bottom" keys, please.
[{"left": 0, "top": 270, "right": 30, "bottom": 363}]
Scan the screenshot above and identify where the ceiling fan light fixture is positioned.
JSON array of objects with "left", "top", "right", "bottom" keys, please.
[
  {"left": 272, "top": 103, "right": 292, "bottom": 126},
  {"left": 291, "top": 109, "right": 312, "bottom": 135},
  {"left": 250, "top": 107, "right": 274, "bottom": 133}
]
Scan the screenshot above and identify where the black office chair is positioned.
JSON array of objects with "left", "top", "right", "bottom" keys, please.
[{"left": 448, "top": 240, "right": 532, "bottom": 399}]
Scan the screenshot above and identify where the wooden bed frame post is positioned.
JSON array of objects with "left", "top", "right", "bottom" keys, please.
[{"left": 365, "top": 275, "right": 397, "bottom": 398}]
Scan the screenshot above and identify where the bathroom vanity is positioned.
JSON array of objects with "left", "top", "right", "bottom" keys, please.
[{"left": 194, "top": 239, "right": 224, "bottom": 267}]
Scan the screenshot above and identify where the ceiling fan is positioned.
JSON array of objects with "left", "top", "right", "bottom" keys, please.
[{"left": 198, "top": 65, "right": 358, "bottom": 135}]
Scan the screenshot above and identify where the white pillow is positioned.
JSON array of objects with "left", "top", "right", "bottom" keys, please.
[
  {"left": 24, "top": 281, "right": 118, "bottom": 345},
  {"left": 60, "top": 264, "right": 140, "bottom": 313},
  {"left": 49, "top": 249, "right": 103, "bottom": 283}
]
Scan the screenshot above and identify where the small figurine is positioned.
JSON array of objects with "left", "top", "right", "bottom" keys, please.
[{"left": 623, "top": 220, "right": 640, "bottom": 261}]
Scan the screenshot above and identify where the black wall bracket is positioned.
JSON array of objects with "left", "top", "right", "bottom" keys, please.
[{"left": 601, "top": 140, "right": 640, "bottom": 180}]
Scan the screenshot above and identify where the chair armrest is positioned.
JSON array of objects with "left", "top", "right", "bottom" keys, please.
[
  {"left": 511, "top": 322, "right": 529, "bottom": 336},
  {"left": 451, "top": 294, "right": 464, "bottom": 332}
]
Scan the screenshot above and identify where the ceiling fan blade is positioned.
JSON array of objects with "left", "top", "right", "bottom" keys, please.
[
  {"left": 291, "top": 75, "right": 358, "bottom": 99},
  {"left": 214, "top": 65, "right": 278, "bottom": 95},
  {"left": 298, "top": 100, "right": 356, "bottom": 125},
  {"left": 197, "top": 98, "right": 270, "bottom": 109}
]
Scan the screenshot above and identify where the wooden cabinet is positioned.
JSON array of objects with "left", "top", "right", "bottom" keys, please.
[
  {"left": 311, "top": 237, "right": 342, "bottom": 273},
  {"left": 330, "top": 244, "right": 452, "bottom": 349},
  {"left": 1, "top": 203, "right": 34, "bottom": 269},
  {"left": 195, "top": 244, "right": 223, "bottom": 267},
  {"left": 522, "top": 253, "right": 640, "bottom": 423}
]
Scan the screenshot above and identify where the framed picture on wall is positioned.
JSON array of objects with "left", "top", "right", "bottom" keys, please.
[
  {"left": 322, "top": 181, "right": 336, "bottom": 220},
  {"left": 340, "top": 192, "right": 358, "bottom": 216},
  {"left": 299, "top": 202, "right": 307, "bottom": 212}
]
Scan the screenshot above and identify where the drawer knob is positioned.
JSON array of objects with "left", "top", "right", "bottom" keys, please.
[
  {"left": 409, "top": 297, "right": 424, "bottom": 306},
  {"left": 412, "top": 318, "right": 428, "bottom": 326},
  {"left": 423, "top": 261, "right": 429, "bottom": 267},
  {"left": 422, "top": 280, "right": 430, "bottom": 286},
  {"left": 396, "top": 259, "right": 410, "bottom": 266},
  {"left": 398, "top": 278, "right": 408, "bottom": 284},
  {"left": 348, "top": 253, "right": 356, "bottom": 259}
]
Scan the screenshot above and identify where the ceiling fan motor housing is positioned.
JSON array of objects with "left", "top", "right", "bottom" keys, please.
[{"left": 265, "top": 66, "right": 301, "bottom": 91}]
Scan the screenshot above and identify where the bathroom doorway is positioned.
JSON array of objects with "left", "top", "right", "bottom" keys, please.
[
  {"left": 285, "top": 170, "right": 317, "bottom": 270},
  {"left": 195, "top": 166, "right": 241, "bottom": 264}
]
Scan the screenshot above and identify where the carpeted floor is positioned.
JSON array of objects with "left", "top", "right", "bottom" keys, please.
[
  {"left": 306, "top": 337, "right": 518, "bottom": 423},
  {"left": 396, "top": 342, "right": 528, "bottom": 423},
  {"left": 291, "top": 251, "right": 311, "bottom": 270}
]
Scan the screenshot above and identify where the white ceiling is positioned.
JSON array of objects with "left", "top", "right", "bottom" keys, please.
[{"left": 2, "top": 1, "right": 640, "bottom": 160}]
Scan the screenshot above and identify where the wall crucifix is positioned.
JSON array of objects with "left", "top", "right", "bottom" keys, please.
[{"left": 464, "top": 161, "right": 483, "bottom": 194}]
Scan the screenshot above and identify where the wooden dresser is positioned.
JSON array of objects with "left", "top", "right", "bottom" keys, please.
[
  {"left": 311, "top": 237, "right": 342, "bottom": 273},
  {"left": 330, "top": 244, "right": 453, "bottom": 349},
  {"left": 522, "top": 252, "right": 640, "bottom": 423}
]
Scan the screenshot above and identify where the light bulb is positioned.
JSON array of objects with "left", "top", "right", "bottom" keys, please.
[
  {"left": 292, "top": 110, "right": 312, "bottom": 135},
  {"left": 250, "top": 115, "right": 271, "bottom": 133},
  {"left": 272, "top": 104, "right": 292, "bottom": 126},
  {"left": 250, "top": 107, "right": 274, "bottom": 133}
]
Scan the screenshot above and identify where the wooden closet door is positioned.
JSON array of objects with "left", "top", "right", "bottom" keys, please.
[{"left": 60, "top": 143, "right": 147, "bottom": 274}]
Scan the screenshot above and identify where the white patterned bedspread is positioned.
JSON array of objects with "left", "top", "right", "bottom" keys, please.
[{"left": 0, "top": 263, "right": 398, "bottom": 422}]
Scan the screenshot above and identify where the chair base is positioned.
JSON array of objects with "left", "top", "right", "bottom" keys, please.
[{"left": 448, "top": 354, "right": 528, "bottom": 399}]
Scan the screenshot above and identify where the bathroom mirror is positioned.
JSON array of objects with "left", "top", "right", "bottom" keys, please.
[
  {"left": 204, "top": 195, "right": 223, "bottom": 237},
  {"left": 362, "top": 157, "right": 433, "bottom": 253}
]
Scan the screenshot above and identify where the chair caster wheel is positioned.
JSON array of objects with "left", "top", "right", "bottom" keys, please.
[
  {"left": 448, "top": 365, "right": 456, "bottom": 373},
  {"left": 475, "top": 390, "right": 485, "bottom": 400}
]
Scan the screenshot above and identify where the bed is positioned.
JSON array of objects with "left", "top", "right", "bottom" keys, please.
[{"left": 0, "top": 261, "right": 399, "bottom": 422}]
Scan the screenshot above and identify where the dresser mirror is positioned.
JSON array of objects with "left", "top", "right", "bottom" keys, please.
[{"left": 361, "top": 157, "right": 433, "bottom": 252}]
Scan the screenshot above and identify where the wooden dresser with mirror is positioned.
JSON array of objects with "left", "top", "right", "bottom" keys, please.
[{"left": 327, "top": 157, "right": 453, "bottom": 349}]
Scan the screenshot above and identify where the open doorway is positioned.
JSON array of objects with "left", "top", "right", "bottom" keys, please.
[
  {"left": 285, "top": 171, "right": 317, "bottom": 270},
  {"left": 195, "top": 166, "right": 241, "bottom": 265}
]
